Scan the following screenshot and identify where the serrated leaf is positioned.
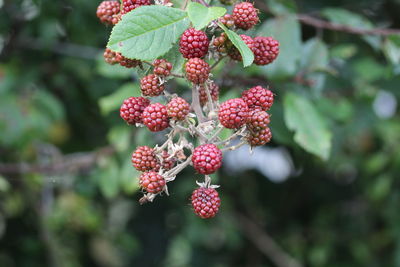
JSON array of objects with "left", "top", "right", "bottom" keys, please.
[
  {"left": 284, "top": 93, "right": 332, "bottom": 160},
  {"left": 188, "top": 2, "right": 226, "bottom": 30},
  {"left": 219, "top": 24, "right": 254, "bottom": 67},
  {"left": 108, "top": 6, "right": 189, "bottom": 60},
  {"left": 99, "top": 83, "right": 140, "bottom": 115}
]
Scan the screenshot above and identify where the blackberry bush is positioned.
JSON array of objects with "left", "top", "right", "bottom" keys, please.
[{"left": 99, "top": 0, "right": 281, "bottom": 218}]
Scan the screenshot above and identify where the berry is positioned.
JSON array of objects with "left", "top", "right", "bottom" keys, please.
[
  {"left": 247, "top": 108, "right": 270, "bottom": 131},
  {"left": 103, "top": 48, "right": 118, "bottom": 65},
  {"left": 115, "top": 52, "right": 141, "bottom": 68},
  {"left": 219, "top": 14, "right": 235, "bottom": 27},
  {"left": 242, "top": 86, "right": 274, "bottom": 111},
  {"left": 185, "top": 58, "right": 210, "bottom": 84},
  {"left": 228, "top": 34, "right": 254, "bottom": 61},
  {"left": 142, "top": 103, "right": 170, "bottom": 132},
  {"left": 153, "top": 59, "right": 172, "bottom": 77},
  {"left": 160, "top": 151, "right": 175, "bottom": 171},
  {"left": 191, "top": 187, "right": 221, "bottom": 219},
  {"left": 121, "top": 0, "right": 151, "bottom": 14},
  {"left": 139, "top": 172, "right": 166, "bottom": 194},
  {"left": 212, "top": 33, "right": 228, "bottom": 53},
  {"left": 192, "top": 144, "right": 223, "bottom": 175},
  {"left": 167, "top": 97, "right": 190, "bottom": 121},
  {"left": 120, "top": 96, "right": 150, "bottom": 125},
  {"left": 232, "top": 2, "right": 259, "bottom": 30},
  {"left": 247, "top": 127, "right": 272, "bottom": 146},
  {"left": 252, "top": 36, "right": 280, "bottom": 66},
  {"left": 132, "top": 146, "right": 159, "bottom": 171},
  {"left": 179, "top": 28, "right": 209, "bottom": 59},
  {"left": 199, "top": 82, "right": 219, "bottom": 106},
  {"left": 218, "top": 98, "right": 249, "bottom": 129},
  {"left": 96, "top": 1, "right": 121, "bottom": 25},
  {"left": 140, "top": 74, "right": 165, "bottom": 97}
]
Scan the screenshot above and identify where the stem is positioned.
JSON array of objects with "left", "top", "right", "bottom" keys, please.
[
  {"left": 182, "top": 0, "right": 189, "bottom": 9},
  {"left": 204, "top": 82, "right": 215, "bottom": 113},
  {"left": 221, "top": 140, "right": 246, "bottom": 151},
  {"left": 164, "top": 155, "right": 193, "bottom": 177},
  {"left": 210, "top": 56, "right": 225, "bottom": 70},
  {"left": 191, "top": 85, "right": 206, "bottom": 123},
  {"left": 196, "top": 0, "right": 210, "bottom": 7},
  {"left": 209, "top": 125, "right": 224, "bottom": 142},
  {"left": 216, "top": 126, "right": 246, "bottom": 145}
]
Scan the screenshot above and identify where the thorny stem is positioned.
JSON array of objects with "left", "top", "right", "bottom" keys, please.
[
  {"left": 204, "top": 82, "right": 215, "bottom": 113},
  {"left": 191, "top": 85, "right": 206, "bottom": 123},
  {"left": 164, "top": 155, "right": 193, "bottom": 178},
  {"left": 222, "top": 140, "right": 247, "bottom": 151}
]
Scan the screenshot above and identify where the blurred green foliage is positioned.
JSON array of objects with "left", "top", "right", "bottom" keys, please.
[{"left": 1, "top": 0, "right": 400, "bottom": 266}]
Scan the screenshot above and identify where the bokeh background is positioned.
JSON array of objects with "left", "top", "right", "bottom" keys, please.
[{"left": 1, "top": 0, "right": 400, "bottom": 266}]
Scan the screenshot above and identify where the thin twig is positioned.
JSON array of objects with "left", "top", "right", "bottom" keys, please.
[
  {"left": 210, "top": 56, "right": 226, "bottom": 70},
  {"left": 164, "top": 155, "right": 193, "bottom": 177},
  {"left": 191, "top": 85, "right": 206, "bottom": 123}
]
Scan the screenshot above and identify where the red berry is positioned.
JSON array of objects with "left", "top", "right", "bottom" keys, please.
[
  {"left": 132, "top": 146, "right": 159, "bottom": 171},
  {"left": 115, "top": 52, "right": 141, "bottom": 68},
  {"left": 252, "top": 36, "right": 280, "bottom": 66},
  {"left": 179, "top": 28, "right": 209, "bottom": 59},
  {"left": 185, "top": 58, "right": 210, "bottom": 84},
  {"left": 192, "top": 144, "right": 223, "bottom": 175},
  {"left": 153, "top": 59, "right": 173, "bottom": 77},
  {"left": 219, "top": 14, "right": 235, "bottom": 27},
  {"left": 228, "top": 34, "right": 254, "bottom": 61},
  {"left": 167, "top": 97, "right": 190, "bottom": 121},
  {"left": 199, "top": 82, "right": 219, "bottom": 107},
  {"left": 140, "top": 74, "right": 165, "bottom": 97},
  {"left": 247, "top": 108, "right": 270, "bottom": 131},
  {"left": 120, "top": 97, "right": 150, "bottom": 125},
  {"left": 142, "top": 103, "right": 170, "bottom": 132},
  {"left": 247, "top": 127, "right": 272, "bottom": 146},
  {"left": 232, "top": 2, "right": 259, "bottom": 30},
  {"left": 160, "top": 151, "right": 175, "bottom": 171},
  {"left": 212, "top": 33, "right": 228, "bottom": 53},
  {"left": 121, "top": 0, "right": 151, "bottom": 14},
  {"left": 218, "top": 98, "right": 249, "bottom": 129},
  {"left": 103, "top": 48, "right": 118, "bottom": 65},
  {"left": 191, "top": 187, "right": 221, "bottom": 219},
  {"left": 96, "top": 1, "right": 121, "bottom": 25},
  {"left": 242, "top": 86, "right": 274, "bottom": 111},
  {"left": 139, "top": 171, "right": 166, "bottom": 194}
]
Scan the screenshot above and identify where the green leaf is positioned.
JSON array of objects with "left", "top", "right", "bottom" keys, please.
[
  {"left": 284, "top": 93, "right": 332, "bottom": 160},
  {"left": 107, "top": 126, "right": 131, "bottom": 152},
  {"left": 219, "top": 24, "right": 254, "bottom": 67},
  {"left": 108, "top": 6, "right": 189, "bottom": 61},
  {"left": 267, "top": 0, "right": 297, "bottom": 15},
  {"left": 187, "top": 2, "right": 226, "bottom": 30},
  {"left": 383, "top": 37, "right": 400, "bottom": 65},
  {"left": 257, "top": 15, "right": 301, "bottom": 80},
  {"left": 99, "top": 83, "right": 140, "bottom": 115},
  {"left": 98, "top": 159, "right": 120, "bottom": 199},
  {"left": 119, "top": 157, "right": 140, "bottom": 194}
]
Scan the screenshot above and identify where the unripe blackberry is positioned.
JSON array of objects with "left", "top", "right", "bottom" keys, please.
[
  {"left": 121, "top": 0, "right": 151, "bottom": 14},
  {"left": 247, "top": 108, "right": 270, "bottom": 131},
  {"left": 167, "top": 97, "right": 190, "bottom": 121},
  {"left": 191, "top": 187, "right": 221, "bottom": 219},
  {"left": 131, "top": 146, "right": 159, "bottom": 171},
  {"left": 103, "top": 48, "right": 118, "bottom": 65},
  {"left": 153, "top": 59, "right": 172, "bottom": 77},
  {"left": 96, "top": 1, "right": 121, "bottom": 25},
  {"left": 179, "top": 28, "right": 209, "bottom": 59},
  {"left": 252, "top": 36, "right": 280, "bottom": 66},
  {"left": 192, "top": 144, "right": 223, "bottom": 175},
  {"left": 247, "top": 127, "right": 272, "bottom": 146},
  {"left": 212, "top": 33, "right": 228, "bottom": 53},
  {"left": 142, "top": 103, "right": 170, "bottom": 132},
  {"left": 160, "top": 151, "right": 175, "bottom": 171},
  {"left": 232, "top": 2, "right": 259, "bottom": 30},
  {"left": 185, "top": 58, "right": 210, "bottom": 84},
  {"left": 120, "top": 96, "right": 150, "bottom": 125},
  {"left": 199, "top": 82, "right": 219, "bottom": 107},
  {"left": 218, "top": 98, "right": 249, "bottom": 129},
  {"left": 242, "top": 86, "right": 274, "bottom": 111},
  {"left": 228, "top": 34, "right": 254, "bottom": 61},
  {"left": 139, "top": 172, "right": 166, "bottom": 194},
  {"left": 140, "top": 74, "right": 165, "bottom": 97},
  {"left": 115, "top": 52, "right": 141, "bottom": 68},
  {"left": 219, "top": 14, "right": 235, "bottom": 27}
]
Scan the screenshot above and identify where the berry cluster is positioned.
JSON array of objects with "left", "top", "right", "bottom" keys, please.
[{"left": 97, "top": 1, "right": 279, "bottom": 219}]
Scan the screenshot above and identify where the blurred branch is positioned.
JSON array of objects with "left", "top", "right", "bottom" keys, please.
[
  {"left": 0, "top": 146, "right": 115, "bottom": 175},
  {"left": 255, "top": 1, "right": 400, "bottom": 36},
  {"left": 14, "top": 37, "right": 101, "bottom": 59},
  {"left": 237, "top": 213, "right": 303, "bottom": 267}
]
